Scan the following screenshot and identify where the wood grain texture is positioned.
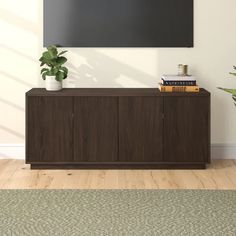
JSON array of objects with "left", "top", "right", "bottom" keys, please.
[
  {"left": 26, "top": 88, "right": 210, "bottom": 169},
  {"left": 74, "top": 97, "right": 118, "bottom": 162},
  {"left": 31, "top": 163, "right": 206, "bottom": 170},
  {"left": 0, "top": 160, "right": 235, "bottom": 189},
  {"left": 164, "top": 97, "right": 210, "bottom": 163},
  {"left": 26, "top": 88, "right": 210, "bottom": 97},
  {"left": 26, "top": 96, "right": 74, "bottom": 163},
  {"left": 119, "top": 97, "right": 163, "bottom": 162}
]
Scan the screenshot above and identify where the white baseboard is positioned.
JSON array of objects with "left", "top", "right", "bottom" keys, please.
[
  {"left": 0, "top": 144, "right": 236, "bottom": 160},
  {"left": 211, "top": 144, "right": 236, "bottom": 160},
  {"left": 0, "top": 144, "right": 25, "bottom": 159}
]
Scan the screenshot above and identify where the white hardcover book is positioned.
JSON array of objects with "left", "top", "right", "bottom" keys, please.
[{"left": 162, "top": 75, "right": 196, "bottom": 81}]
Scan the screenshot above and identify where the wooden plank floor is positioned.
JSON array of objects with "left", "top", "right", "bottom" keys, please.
[{"left": 0, "top": 160, "right": 236, "bottom": 189}]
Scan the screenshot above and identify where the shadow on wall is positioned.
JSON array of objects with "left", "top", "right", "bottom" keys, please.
[
  {"left": 0, "top": 70, "right": 35, "bottom": 88},
  {"left": 0, "top": 46, "right": 34, "bottom": 141},
  {"left": 0, "top": 2, "right": 41, "bottom": 142},
  {"left": 65, "top": 49, "right": 158, "bottom": 88},
  {"left": 0, "top": 8, "right": 39, "bottom": 35},
  {"left": 0, "top": 97, "right": 24, "bottom": 112},
  {"left": 0, "top": 125, "right": 24, "bottom": 139}
]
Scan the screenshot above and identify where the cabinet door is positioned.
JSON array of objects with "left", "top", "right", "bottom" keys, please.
[
  {"left": 26, "top": 96, "right": 74, "bottom": 163},
  {"left": 74, "top": 97, "right": 118, "bottom": 162},
  {"left": 119, "top": 97, "right": 163, "bottom": 162},
  {"left": 164, "top": 97, "right": 210, "bottom": 163}
]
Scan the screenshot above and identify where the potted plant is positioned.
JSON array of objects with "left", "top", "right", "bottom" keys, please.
[
  {"left": 39, "top": 45, "right": 68, "bottom": 91},
  {"left": 218, "top": 66, "right": 236, "bottom": 106}
]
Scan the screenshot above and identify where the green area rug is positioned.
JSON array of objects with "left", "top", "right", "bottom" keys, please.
[{"left": 0, "top": 190, "right": 235, "bottom": 236}]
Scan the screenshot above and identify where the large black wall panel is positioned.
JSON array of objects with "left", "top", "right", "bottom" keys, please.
[{"left": 44, "top": 0, "right": 193, "bottom": 47}]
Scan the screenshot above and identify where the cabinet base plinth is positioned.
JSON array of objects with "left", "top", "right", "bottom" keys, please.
[{"left": 30, "top": 163, "right": 207, "bottom": 170}]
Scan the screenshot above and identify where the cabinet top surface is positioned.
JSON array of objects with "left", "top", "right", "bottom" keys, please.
[{"left": 26, "top": 88, "right": 210, "bottom": 97}]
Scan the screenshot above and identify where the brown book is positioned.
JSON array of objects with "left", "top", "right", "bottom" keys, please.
[{"left": 159, "top": 83, "right": 199, "bottom": 92}]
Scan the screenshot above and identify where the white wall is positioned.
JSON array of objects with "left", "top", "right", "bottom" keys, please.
[{"left": 0, "top": 0, "right": 236, "bottom": 147}]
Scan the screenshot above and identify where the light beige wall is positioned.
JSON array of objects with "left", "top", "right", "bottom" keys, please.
[{"left": 0, "top": 0, "right": 236, "bottom": 144}]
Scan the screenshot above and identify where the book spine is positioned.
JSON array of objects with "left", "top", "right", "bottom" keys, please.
[
  {"left": 162, "top": 76, "right": 196, "bottom": 81},
  {"left": 162, "top": 80, "right": 196, "bottom": 86},
  {"left": 159, "top": 86, "right": 199, "bottom": 92}
]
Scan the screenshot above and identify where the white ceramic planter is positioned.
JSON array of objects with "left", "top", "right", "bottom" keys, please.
[{"left": 45, "top": 76, "right": 62, "bottom": 91}]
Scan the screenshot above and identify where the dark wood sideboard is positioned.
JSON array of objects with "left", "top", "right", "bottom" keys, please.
[{"left": 26, "top": 88, "right": 211, "bottom": 169}]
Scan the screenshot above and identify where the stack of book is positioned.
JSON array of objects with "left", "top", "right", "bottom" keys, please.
[{"left": 159, "top": 75, "right": 199, "bottom": 92}]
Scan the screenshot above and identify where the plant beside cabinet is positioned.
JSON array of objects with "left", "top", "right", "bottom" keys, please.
[
  {"left": 218, "top": 66, "right": 236, "bottom": 106},
  {"left": 39, "top": 45, "right": 68, "bottom": 91}
]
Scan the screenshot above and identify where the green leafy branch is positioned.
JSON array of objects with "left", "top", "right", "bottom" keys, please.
[
  {"left": 218, "top": 66, "right": 236, "bottom": 106},
  {"left": 39, "top": 45, "right": 68, "bottom": 82}
]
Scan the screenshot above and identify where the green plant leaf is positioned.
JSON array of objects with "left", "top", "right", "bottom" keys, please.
[
  {"left": 49, "top": 59, "right": 58, "bottom": 67},
  {"left": 230, "top": 72, "right": 236, "bottom": 76},
  {"left": 56, "top": 71, "right": 65, "bottom": 82},
  {"left": 47, "top": 46, "right": 58, "bottom": 59},
  {"left": 42, "top": 72, "right": 48, "bottom": 80},
  {"left": 47, "top": 45, "right": 57, "bottom": 53},
  {"left": 51, "top": 67, "right": 59, "bottom": 75},
  {"left": 39, "top": 57, "right": 47, "bottom": 63},
  {"left": 39, "top": 56, "right": 47, "bottom": 66},
  {"left": 39, "top": 45, "right": 68, "bottom": 81},
  {"left": 218, "top": 87, "right": 236, "bottom": 96},
  {"left": 232, "top": 95, "right": 236, "bottom": 102},
  {"left": 41, "top": 68, "right": 49, "bottom": 74},
  {"left": 232, "top": 95, "right": 236, "bottom": 106},
  {"left": 60, "top": 66, "right": 68, "bottom": 75},
  {"left": 58, "top": 50, "right": 67, "bottom": 56},
  {"left": 56, "top": 57, "right": 67, "bottom": 66},
  {"left": 42, "top": 51, "right": 54, "bottom": 60},
  {"left": 48, "top": 68, "right": 56, "bottom": 76}
]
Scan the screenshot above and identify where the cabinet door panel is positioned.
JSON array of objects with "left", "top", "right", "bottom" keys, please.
[
  {"left": 27, "top": 96, "right": 74, "bottom": 163},
  {"left": 74, "top": 97, "right": 118, "bottom": 162},
  {"left": 119, "top": 97, "right": 163, "bottom": 162},
  {"left": 164, "top": 97, "right": 210, "bottom": 163}
]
